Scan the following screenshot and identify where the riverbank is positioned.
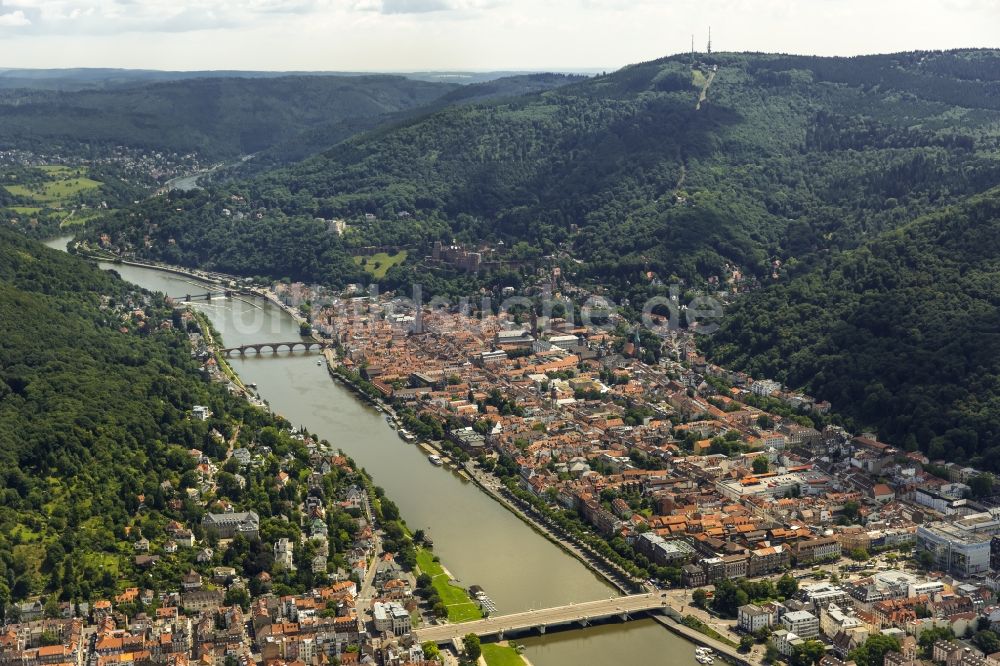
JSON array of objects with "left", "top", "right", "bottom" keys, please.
[
  {"left": 465, "top": 461, "right": 635, "bottom": 594},
  {"left": 188, "top": 309, "right": 248, "bottom": 393},
  {"left": 482, "top": 643, "right": 530, "bottom": 666},
  {"left": 78, "top": 250, "right": 232, "bottom": 286},
  {"left": 651, "top": 615, "right": 751, "bottom": 666},
  {"left": 416, "top": 547, "right": 484, "bottom": 623}
]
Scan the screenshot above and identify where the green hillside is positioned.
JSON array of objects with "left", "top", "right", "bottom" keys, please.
[
  {"left": 0, "top": 75, "right": 457, "bottom": 160},
  {"left": 0, "top": 231, "right": 332, "bottom": 610},
  {"left": 705, "top": 187, "right": 1000, "bottom": 469}
]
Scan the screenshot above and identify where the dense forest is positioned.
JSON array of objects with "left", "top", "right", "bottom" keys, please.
[
  {"left": 237, "top": 72, "right": 584, "bottom": 169},
  {"left": 0, "top": 73, "right": 580, "bottom": 163},
  {"left": 0, "top": 75, "right": 456, "bottom": 161},
  {"left": 705, "top": 187, "right": 1000, "bottom": 469}
]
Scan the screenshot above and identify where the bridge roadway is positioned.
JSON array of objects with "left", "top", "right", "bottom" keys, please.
[{"left": 414, "top": 592, "right": 669, "bottom": 644}]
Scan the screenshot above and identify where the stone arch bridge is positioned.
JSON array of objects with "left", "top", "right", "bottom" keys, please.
[{"left": 220, "top": 341, "right": 331, "bottom": 357}]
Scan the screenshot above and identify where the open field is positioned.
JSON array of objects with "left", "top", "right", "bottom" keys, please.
[
  {"left": 6, "top": 176, "right": 101, "bottom": 204},
  {"left": 61, "top": 211, "right": 108, "bottom": 228},
  {"left": 416, "top": 547, "right": 483, "bottom": 623},
  {"left": 39, "top": 165, "right": 87, "bottom": 177},
  {"left": 353, "top": 251, "right": 408, "bottom": 279}
]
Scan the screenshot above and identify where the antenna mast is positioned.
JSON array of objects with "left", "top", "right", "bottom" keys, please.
[{"left": 707, "top": 26, "right": 712, "bottom": 54}]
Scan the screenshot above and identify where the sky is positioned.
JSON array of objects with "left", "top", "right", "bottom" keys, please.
[{"left": 0, "top": 0, "right": 997, "bottom": 72}]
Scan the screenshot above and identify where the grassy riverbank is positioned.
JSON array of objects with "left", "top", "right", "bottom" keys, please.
[
  {"left": 482, "top": 643, "right": 526, "bottom": 666},
  {"left": 416, "top": 547, "right": 483, "bottom": 623}
]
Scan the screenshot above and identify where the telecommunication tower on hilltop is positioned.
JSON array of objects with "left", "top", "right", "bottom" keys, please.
[{"left": 707, "top": 26, "right": 712, "bottom": 54}]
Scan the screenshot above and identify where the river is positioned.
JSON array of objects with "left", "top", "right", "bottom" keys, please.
[{"left": 44, "top": 236, "right": 699, "bottom": 666}]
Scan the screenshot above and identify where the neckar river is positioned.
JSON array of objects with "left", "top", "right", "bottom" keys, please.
[{"left": 46, "top": 238, "right": 698, "bottom": 666}]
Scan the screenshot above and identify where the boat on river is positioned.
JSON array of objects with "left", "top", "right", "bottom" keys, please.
[
  {"left": 398, "top": 429, "right": 417, "bottom": 443},
  {"left": 428, "top": 454, "right": 443, "bottom": 466}
]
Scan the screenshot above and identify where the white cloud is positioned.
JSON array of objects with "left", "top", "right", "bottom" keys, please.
[
  {"left": 380, "top": 0, "right": 450, "bottom": 13},
  {"left": 0, "top": 8, "right": 29, "bottom": 26},
  {"left": 1, "top": 0, "right": 348, "bottom": 33}
]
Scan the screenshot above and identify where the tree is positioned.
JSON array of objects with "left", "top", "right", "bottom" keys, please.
[
  {"left": 849, "top": 634, "right": 900, "bottom": 666},
  {"left": 711, "top": 579, "right": 749, "bottom": 618},
  {"left": 740, "top": 634, "right": 755, "bottom": 652},
  {"left": 752, "top": 456, "right": 769, "bottom": 474},
  {"left": 43, "top": 596, "right": 61, "bottom": 619},
  {"left": 422, "top": 642, "right": 441, "bottom": 661},
  {"left": 970, "top": 474, "right": 994, "bottom": 498},
  {"left": 777, "top": 574, "right": 798, "bottom": 599},
  {"left": 842, "top": 500, "right": 861, "bottom": 523},
  {"left": 692, "top": 588, "right": 708, "bottom": 609},
  {"left": 973, "top": 630, "right": 1000, "bottom": 656},
  {"left": 792, "top": 640, "right": 826, "bottom": 666},
  {"left": 848, "top": 547, "right": 871, "bottom": 562},
  {"left": 462, "top": 634, "right": 481, "bottom": 661},
  {"left": 38, "top": 630, "right": 61, "bottom": 646},
  {"left": 224, "top": 586, "right": 251, "bottom": 611},
  {"left": 765, "top": 641, "right": 779, "bottom": 663},
  {"left": 918, "top": 626, "right": 954, "bottom": 656}
]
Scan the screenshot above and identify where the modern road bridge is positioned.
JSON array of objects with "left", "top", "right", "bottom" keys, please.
[{"left": 414, "top": 592, "right": 669, "bottom": 644}]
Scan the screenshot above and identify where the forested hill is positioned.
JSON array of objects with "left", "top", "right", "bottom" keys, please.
[
  {"left": 0, "top": 230, "right": 278, "bottom": 606},
  {"left": 237, "top": 73, "right": 585, "bottom": 169},
  {"left": 0, "top": 73, "right": 583, "bottom": 164},
  {"left": 231, "top": 49, "right": 1000, "bottom": 290},
  {"left": 705, "top": 187, "right": 1000, "bottom": 469},
  {"left": 0, "top": 75, "right": 456, "bottom": 160}
]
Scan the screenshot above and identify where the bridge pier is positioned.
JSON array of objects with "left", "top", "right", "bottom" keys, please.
[
  {"left": 538, "top": 625, "right": 546, "bottom": 635},
  {"left": 578, "top": 618, "right": 589, "bottom": 628}
]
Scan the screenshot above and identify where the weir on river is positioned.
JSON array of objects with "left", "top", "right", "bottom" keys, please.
[{"left": 44, "top": 236, "right": 701, "bottom": 666}]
